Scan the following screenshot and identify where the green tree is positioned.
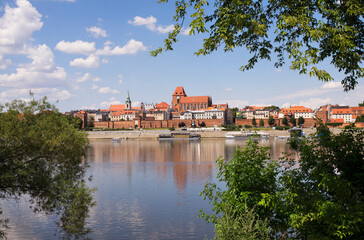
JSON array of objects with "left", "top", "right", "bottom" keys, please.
[
  {"left": 282, "top": 116, "right": 289, "bottom": 126},
  {"left": 268, "top": 116, "right": 275, "bottom": 126},
  {"left": 359, "top": 101, "right": 364, "bottom": 107},
  {"left": 356, "top": 114, "right": 364, "bottom": 122},
  {"left": 201, "top": 126, "right": 364, "bottom": 239},
  {"left": 153, "top": 0, "right": 364, "bottom": 91},
  {"left": 290, "top": 116, "right": 297, "bottom": 126},
  {"left": 252, "top": 117, "right": 257, "bottom": 126},
  {"left": 65, "top": 114, "right": 83, "bottom": 129},
  {"left": 298, "top": 116, "right": 305, "bottom": 126},
  {"left": 259, "top": 119, "right": 264, "bottom": 127},
  {"left": 0, "top": 98, "right": 95, "bottom": 239},
  {"left": 264, "top": 106, "right": 280, "bottom": 111},
  {"left": 229, "top": 107, "right": 239, "bottom": 121},
  {"left": 200, "top": 140, "right": 279, "bottom": 238}
]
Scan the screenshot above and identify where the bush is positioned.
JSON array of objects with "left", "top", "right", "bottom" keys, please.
[
  {"left": 169, "top": 127, "right": 175, "bottom": 131},
  {"left": 238, "top": 124, "right": 242, "bottom": 128},
  {"left": 327, "top": 122, "right": 343, "bottom": 127},
  {"left": 221, "top": 124, "right": 240, "bottom": 131},
  {"left": 201, "top": 126, "right": 364, "bottom": 239},
  {"left": 244, "top": 125, "right": 252, "bottom": 128},
  {"left": 275, "top": 126, "right": 290, "bottom": 130}
]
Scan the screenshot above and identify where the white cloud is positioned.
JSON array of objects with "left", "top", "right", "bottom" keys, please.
[
  {"left": 118, "top": 74, "right": 123, "bottom": 84},
  {"left": 0, "top": 0, "right": 43, "bottom": 55},
  {"left": 225, "top": 88, "right": 232, "bottom": 91},
  {"left": 321, "top": 81, "right": 341, "bottom": 89},
  {"left": 181, "top": 27, "right": 191, "bottom": 36},
  {"left": 128, "top": 16, "right": 174, "bottom": 34},
  {"left": 70, "top": 55, "right": 100, "bottom": 68},
  {"left": 76, "top": 72, "right": 91, "bottom": 82},
  {"left": 91, "top": 83, "right": 99, "bottom": 90},
  {"left": 0, "top": 56, "right": 11, "bottom": 70},
  {"left": 298, "top": 97, "right": 332, "bottom": 109},
  {"left": 96, "top": 39, "right": 147, "bottom": 55},
  {"left": 0, "top": 44, "right": 67, "bottom": 88},
  {"left": 101, "top": 58, "right": 109, "bottom": 64},
  {"left": 57, "top": 0, "right": 75, "bottom": 2},
  {"left": 104, "top": 41, "right": 113, "bottom": 46},
  {"left": 221, "top": 100, "right": 249, "bottom": 109},
  {"left": 86, "top": 26, "right": 108, "bottom": 38},
  {"left": 76, "top": 73, "right": 101, "bottom": 83},
  {"left": 55, "top": 40, "right": 96, "bottom": 55},
  {"left": 100, "top": 100, "right": 122, "bottom": 108},
  {"left": 275, "top": 68, "right": 282, "bottom": 73},
  {"left": 0, "top": 87, "right": 71, "bottom": 103},
  {"left": 98, "top": 87, "right": 120, "bottom": 94}
]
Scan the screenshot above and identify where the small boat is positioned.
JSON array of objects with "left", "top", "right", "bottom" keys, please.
[
  {"left": 112, "top": 138, "right": 121, "bottom": 143},
  {"left": 226, "top": 132, "right": 270, "bottom": 139},
  {"left": 159, "top": 133, "right": 201, "bottom": 140}
]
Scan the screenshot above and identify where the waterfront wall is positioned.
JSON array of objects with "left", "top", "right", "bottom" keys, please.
[
  {"left": 236, "top": 118, "right": 317, "bottom": 128},
  {"left": 93, "top": 118, "right": 224, "bottom": 129}
]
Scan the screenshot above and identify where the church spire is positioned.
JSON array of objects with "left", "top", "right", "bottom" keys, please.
[{"left": 125, "top": 90, "right": 131, "bottom": 110}]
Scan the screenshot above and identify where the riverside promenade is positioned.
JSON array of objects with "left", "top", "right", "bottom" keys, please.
[{"left": 86, "top": 128, "right": 342, "bottom": 140}]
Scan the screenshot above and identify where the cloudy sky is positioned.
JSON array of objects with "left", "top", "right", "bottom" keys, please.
[{"left": 0, "top": 0, "right": 363, "bottom": 112}]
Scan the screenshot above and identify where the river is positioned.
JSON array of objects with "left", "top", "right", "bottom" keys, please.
[{"left": 2, "top": 139, "right": 297, "bottom": 240}]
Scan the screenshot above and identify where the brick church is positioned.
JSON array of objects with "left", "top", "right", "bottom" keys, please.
[{"left": 172, "top": 86, "right": 212, "bottom": 112}]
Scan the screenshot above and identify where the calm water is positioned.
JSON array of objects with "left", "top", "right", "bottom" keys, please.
[{"left": 2, "top": 139, "right": 296, "bottom": 240}]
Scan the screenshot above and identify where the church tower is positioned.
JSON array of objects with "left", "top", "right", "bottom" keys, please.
[
  {"left": 125, "top": 91, "right": 131, "bottom": 110},
  {"left": 172, "top": 86, "right": 187, "bottom": 111}
]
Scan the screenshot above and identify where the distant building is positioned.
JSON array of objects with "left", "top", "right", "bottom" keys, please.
[
  {"left": 279, "top": 106, "right": 313, "bottom": 119},
  {"left": 172, "top": 86, "right": 212, "bottom": 111}
]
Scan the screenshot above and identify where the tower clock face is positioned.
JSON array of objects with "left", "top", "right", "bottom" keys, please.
[{"left": 177, "top": 96, "right": 180, "bottom": 99}]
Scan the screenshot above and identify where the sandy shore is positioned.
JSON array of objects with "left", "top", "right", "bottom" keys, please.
[{"left": 86, "top": 128, "right": 343, "bottom": 140}]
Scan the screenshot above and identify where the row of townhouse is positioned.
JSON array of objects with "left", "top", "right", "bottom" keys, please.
[
  {"left": 316, "top": 105, "right": 364, "bottom": 123},
  {"left": 70, "top": 86, "right": 234, "bottom": 128},
  {"left": 237, "top": 104, "right": 363, "bottom": 124}
]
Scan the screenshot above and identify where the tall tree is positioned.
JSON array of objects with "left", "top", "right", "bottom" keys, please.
[
  {"left": 201, "top": 126, "right": 364, "bottom": 239},
  {"left": 268, "top": 116, "right": 275, "bottom": 126},
  {"left": 290, "top": 116, "right": 297, "bottom": 126},
  {"left": 282, "top": 116, "right": 289, "bottom": 126},
  {"left": 252, "top": 117, "right": 257, "bottom": 126},
  {"left": 153, "top": 0, "right": 364, "bottom": 91},
  {"left": 298, "top": 116, "right": 305, "bottom": 126},
  {"left": 259, "top": 119, "right": 265, "bottom": 127},
  {"left": 0, "top": 98, "right": 95, "bottom": 239}
]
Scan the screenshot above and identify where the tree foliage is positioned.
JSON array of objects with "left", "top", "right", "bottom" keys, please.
[
  {"left": 268, "top": 116, "right": 275, "bottom": 126},
  {"left": 153, "top": 0, "right": 364, "bottom": 91},
  {"left": 200, "top": 126, "right": 364, "bottom": 239},
  {"left": 290, "top": 116, "right": 297, "bottom": 126},
  {"left": 259, "top": 119, "right": 265, "bottom": 127},
  {"left": 282, "top": 116, "right": 289, "bottom": 126},
  {"left": 298, "top": 116, "right": 305, "bottom": 125},
  {"left": 252, "top": 117, "right": 257, "bottom": 126},
  {"left": 0, "top": 98, "right": 95, "bottom": 239}
]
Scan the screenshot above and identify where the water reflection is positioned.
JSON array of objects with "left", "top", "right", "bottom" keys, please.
[{"left": 2, "top": 139, "right": 297, "bottom": 240}]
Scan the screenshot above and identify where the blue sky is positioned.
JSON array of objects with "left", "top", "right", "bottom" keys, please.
[{"left": 0, "top": 0, "right": 363, "bottom": 112}]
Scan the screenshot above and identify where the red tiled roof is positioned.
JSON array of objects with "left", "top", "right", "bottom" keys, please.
[
  {"left": 156, "top": 102, "right": 169, "bottom": 109},
  {"left": 331, "top": 118, "right": 344, "bottom": 123},
  {"left": 109, "top": 104, "right": 125, "bottom": 111},
  {"left": 180, "top": 96, "right": 209, "bottom": 103},
  {"left": 111, "top": 111, "right": 137, "bottom": 116},
  {"left": 279, "top": 106, "right": 313, "bottom": 114},
  {"left": 173, "top": 86, "right": 187, "bottom": 96},
  {"left": 332, "top": 109, "right": 351, "bottom": 114}
]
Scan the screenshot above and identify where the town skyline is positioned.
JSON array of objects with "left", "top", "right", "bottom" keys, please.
[{"left": 0, "top": 0, "right": 363, "bottom": 113}]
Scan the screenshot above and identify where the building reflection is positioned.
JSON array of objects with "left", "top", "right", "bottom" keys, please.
[{"left": 86, "top": 139, "right": 297, "bottom": 193}]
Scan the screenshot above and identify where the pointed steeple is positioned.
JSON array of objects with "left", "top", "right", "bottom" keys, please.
[{"left": 125, "top": 90, "right": 131, "bottom": 110}]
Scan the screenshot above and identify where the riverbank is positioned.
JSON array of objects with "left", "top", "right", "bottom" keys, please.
[{"left": 87, "top": 128, "right": 343, "bottom": 140}]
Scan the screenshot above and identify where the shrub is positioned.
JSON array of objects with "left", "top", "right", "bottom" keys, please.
[
  {"left": 169, "top": 127, "right": 175, "bottom": 131},
  {"left": 244, "top": 125, "right": 252, "bottom": 128}
]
